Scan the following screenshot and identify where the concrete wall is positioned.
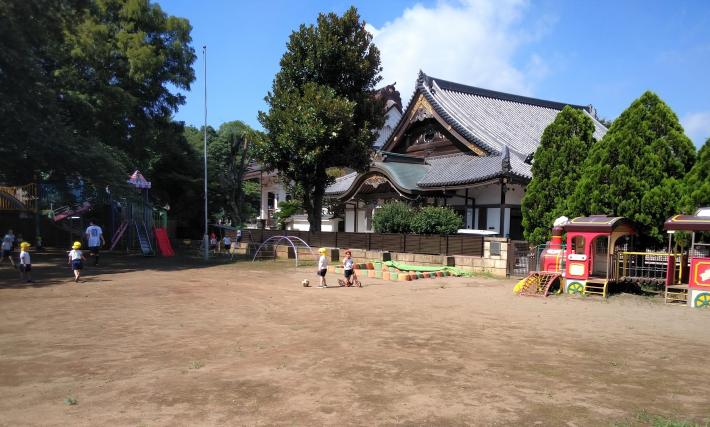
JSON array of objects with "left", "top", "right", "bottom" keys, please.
[
  {"left": 287, "top": 215, "right": 339, "bottom": 232},
  {"left": 243, "top": 236, "right": 510, "bottom": 278}
]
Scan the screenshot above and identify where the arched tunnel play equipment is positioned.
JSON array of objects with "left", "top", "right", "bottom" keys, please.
[{"left": 251, "top": 235, "right": 315, "bottom": 267}]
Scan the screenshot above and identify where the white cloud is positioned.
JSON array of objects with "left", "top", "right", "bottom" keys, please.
[
  {"left": 682, "top": 112, "right": 710, "bottom": 147},
  {"left": 367, "top": 0, "right": 550, "bottom": 106}
]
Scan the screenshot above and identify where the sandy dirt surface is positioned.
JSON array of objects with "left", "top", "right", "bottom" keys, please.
[{"left": 1, "top": 250, "right": 709, "bottom": 426}]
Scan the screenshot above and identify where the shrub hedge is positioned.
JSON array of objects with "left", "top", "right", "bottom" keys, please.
[{"left": 372, "top": 202, "right": 462, "bottom": 235}]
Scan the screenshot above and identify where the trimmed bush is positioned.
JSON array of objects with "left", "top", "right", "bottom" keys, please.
[
  {"left": 372, "top": 201, "right": 412, "bottom": 233},
  {"left": 410, "top": 206, "right": 463, "bottom": 235},
  {"left": 273, "top": 200, "right": 301, "bottom": 230}
]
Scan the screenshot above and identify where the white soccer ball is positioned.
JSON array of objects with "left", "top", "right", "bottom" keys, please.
[{"left": 302, "top": 279, "right": 310, "bottom": 287}]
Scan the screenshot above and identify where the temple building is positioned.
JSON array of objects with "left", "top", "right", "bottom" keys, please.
[{"left": 325, "top": 71, "right": 607, "bottom": 239}]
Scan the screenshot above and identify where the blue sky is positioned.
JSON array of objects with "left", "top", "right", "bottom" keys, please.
[{"left": 158, "top": 0, "right": 710, "bottom": 146}]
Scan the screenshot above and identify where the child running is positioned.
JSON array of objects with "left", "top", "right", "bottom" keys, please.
[
  {"left": 68, "top": 241, "right": 86, "bottom": 283},
  {"left": 341, "top": 250, "right": 361, "bottom": 287},
  {"left": 1, "top": 229, "right": 16, "bottom": 269},
  {"left": 317, "top": 247, "right": 328, "bottom": 288},
  {"left": 18, "top": 242, "right": 33, "bottom": 283}
]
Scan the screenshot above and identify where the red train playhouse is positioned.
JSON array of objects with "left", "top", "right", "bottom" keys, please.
[{"left": 516, "top": 208, "right": 710, "bottom": 309}]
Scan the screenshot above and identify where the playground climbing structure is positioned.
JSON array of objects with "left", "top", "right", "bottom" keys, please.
[{"left": 108, "top": 171, "right": 159, "bottom": 256}]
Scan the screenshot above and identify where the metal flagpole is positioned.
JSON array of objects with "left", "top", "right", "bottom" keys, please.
[{"left": 203, "top": 45, "right": 209, "bottom": 261}]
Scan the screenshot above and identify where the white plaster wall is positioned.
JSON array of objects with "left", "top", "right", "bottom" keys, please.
[
  {"left": 345, "top": 208, "right": 355, "bottom": 232},
  {"left": 469, "top": 183, "right": 502, "bottom": 205},
  {"left": 288, "top": 216, "right": 338, "bottom": 232},
  {"left": 504, "top": 184, "right": 525, "bottom": 204},
  {"left": 356, "top": 208, "right": 368, "bottom": 232}
]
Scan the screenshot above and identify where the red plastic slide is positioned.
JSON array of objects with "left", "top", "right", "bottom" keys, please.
[{"left": 154, "top": 227, "right": 175, "bottom": 256}]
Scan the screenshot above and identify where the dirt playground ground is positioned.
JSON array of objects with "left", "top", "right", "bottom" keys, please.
[{"left": 1, "top": 250, "right": 709, "bottom": 426}]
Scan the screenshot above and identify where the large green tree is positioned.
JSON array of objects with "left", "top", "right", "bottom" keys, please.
[
  {"left": 148, "top": 122, "right": 202, "bottom": 231},
  {"left": 0, "top": 0, "right": 86, "bottom": 185},
  {"left": 522, "top": 106, "right": 597, "bottom": 246},
  {"left": 568, "top": 91, "right": 696, "bottom": 245},
  {"left": 258, "top": 7, "right": 385, "bottom": 231},
  {"left": 208, "top": 121, "right": 261, "bottom": 226},
  {"left": 0, "top": 0, "right": 195, "bottom": 194},
  {"left": 681, "top": 138, "right": 710, "bottom": 212},
  {"left": 183, "top": 123, "right": 261, "bottom": 228},
  {"left": 58, "top": 0, "right": 196, "bottom": 169}
]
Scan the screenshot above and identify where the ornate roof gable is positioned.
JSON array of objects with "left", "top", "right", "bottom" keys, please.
[
  {"left": 384, "top": 91, "right": 488, "bottom": 157},
  {"left": 383, "top": 71, "right": 607, "bottom": 159}
]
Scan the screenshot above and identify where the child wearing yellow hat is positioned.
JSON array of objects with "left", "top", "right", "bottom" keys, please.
[
  {"left": 68, "top": 241, "right": 86, "bottom": 283},
  {"left": 317, "top": 247, "right": 328, "bottom": 288},
  {"left": 19, "top": 242, "right": 33, "bottom": 283}
]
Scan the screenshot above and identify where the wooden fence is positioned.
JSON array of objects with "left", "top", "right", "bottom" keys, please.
[{"left": 242, "top": 229, "right": 483, "bottom": 257}]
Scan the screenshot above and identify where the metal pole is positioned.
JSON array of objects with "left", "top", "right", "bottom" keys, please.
[{"left": 203, "top": 45, "right": 209, "bottom": 261}]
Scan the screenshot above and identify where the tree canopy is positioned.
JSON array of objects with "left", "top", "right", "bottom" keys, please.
[
  {"left": 0, "top": 0, "right": 196, "bottom": 193},
  {"left": 208, "top": 121, "right": 262, "bottom": 226},
  {"left": 681, "top": 138, "right": 710, "bottom": 213},
  {"left": 568, "top": 91, "right": 696, "bottom": 245},
  {"left": 258, "top": 6, "right": 385, "bottom": 231},
  {"left": 522, "top": 106, "right": 597, "bottom": 246}
]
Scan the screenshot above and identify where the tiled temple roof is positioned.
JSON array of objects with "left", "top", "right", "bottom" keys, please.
[
  {"left": 416, "top": 71, "right": 607, "bottom": 157},
  {"left": 326, "top": 71, "right": 606, "bottom": 196}
]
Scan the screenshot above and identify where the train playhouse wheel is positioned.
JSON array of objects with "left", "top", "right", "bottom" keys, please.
[
  {"left": 694, "top": 293, "right": 710, "bottom": 308},
  {"left": 567, "top": 281, "right": 584, "bottom": 295}
]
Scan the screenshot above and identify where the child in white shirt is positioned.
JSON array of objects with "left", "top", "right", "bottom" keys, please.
[
  {"left": 317, "top": 247, "right": 328, "bottom": 288},
  {"left": 68, "top": 241, "right": 86, "bottom": 283},
  {"left": 341, "top": 250, "right": 361, "bottom": 287},
  {"left": 19, "top": 242, "right": 33, "bottom": 283}
]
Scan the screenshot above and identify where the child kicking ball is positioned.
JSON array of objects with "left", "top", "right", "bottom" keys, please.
[{"left": 316, "top": 248, "right": 328, "bottom": 288}]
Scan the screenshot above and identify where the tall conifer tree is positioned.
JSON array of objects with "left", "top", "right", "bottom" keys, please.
[
  {"left": 522, "top": 106, "right": 597, "bottom": 246},
  {"left": 681, "top": 138, "right": 710, "bottom": 212},
  {"left": 568, "top": 92, "right": 696, "bottom": 245}
]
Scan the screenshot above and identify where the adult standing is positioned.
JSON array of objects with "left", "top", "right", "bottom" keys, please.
[
  {"left": 1, "top": 229, "right": 16, "bottom": 268},
  {"left": 85, "top": 220, "right": 105, "bottom": 266}
]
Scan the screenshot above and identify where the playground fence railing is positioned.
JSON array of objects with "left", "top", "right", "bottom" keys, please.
[
  {"left": 0, "top": 184, "right": 37, "bottom": 211},
  {"left": 612, "top": 251, "right": 683, "bottom": 286},
  {"left": 241, "top": 230, "right": 484, "bottom": 257}
]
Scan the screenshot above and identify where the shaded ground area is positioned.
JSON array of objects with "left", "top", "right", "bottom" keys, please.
[{"left": 1, "top": 250, "right": 709, "bottom": 426}]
